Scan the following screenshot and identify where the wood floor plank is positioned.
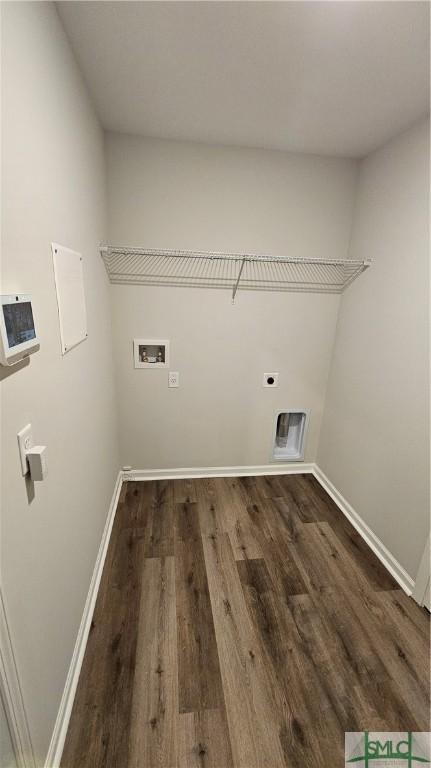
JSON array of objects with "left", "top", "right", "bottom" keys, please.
[
  {"left": 233, "top": 475, "right": 264, "bottom": 508},
  {"left": 173, "top": 478, "right": 197, "bottom": 504},
  {"left": 211, "top": 477, "right": 263, "bottom": 561},
  {"left": 202, "top": 531, "right": 286, "bottom": 768},
  {"left": 271, "top": 518, "right": 418, "bottom": 733},
  {"left": 229, "top": 515, "right": 263, "bottom": 561},
  {"left": 256, "top": 474, "right": 289, "bottom": 500},
  {"left": 175, "top": 507, "right": 224, "bottom": 713},
  {"left": 351, "top": 677, "right": 421, "bottom": 732},
  {"left": 178, "top": 709, "right": 234, "bottom": 768},
  {"left": 194, "top": 477, "right": 225, "bottom": 537},
  {"left": 175, "top": 500, "right": 201, "bottom": 541},
  {"left": 377, "top": 588, "right": 430, "bottom": 641},
  {"left": 270, "top": 497, "right": 303, "bottom": 544},
  {"left": 129, "top": 556, "right": 178, "bottom": 768},
  {"left": 271, "top": 474, "right": 324, "bottom": 522},
  {"left": 297, "top": 473, "right": 398, "bottom": 590},
  {"left": 303, "top": 520, "right": 380, "bottom": 596},
  {"left": 292, "top": 524, "right": 429, "bottom": 729},
  {"left": 287, "top": 527, "right": 335, "bottom": 591},
  {"left": 241, "top": 474, "right": 321, "bottom": 541},
  {"left": 287, "top": 593, "right": 392, "bottom": 733},
  {"left": 328, "top": 588, "right": 429, "bottom": 731},
  {"left": 237, "top": 558, "right": 346, "bottom": 767},
  {"left": 144, "top": 480, "right": 175, "bottom": 558},
  {"left": 363, "top": 589, "right": 430, "bottom": 729},
  {"left": 288, "top": 523, "right": 391, "bottom": 680},
  {"left": 245, "top": 496, "right": 308, "bottom": 597},
  {"left": 117, "top": 480, "right": 149, "bottom": 528},
  {"left": 201, "top": 478, "right": 235, "bottom": 534}
]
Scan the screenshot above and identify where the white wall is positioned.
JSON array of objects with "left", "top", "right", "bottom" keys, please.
[
  {"left": 1, "top": 3, "right": 119, "bottom": 763},
  {"left": 106, "top": 134, "right": 358, "bottom": 469},
  {"left": 318, "top": 118, "right": 429, "bottom": 580}
]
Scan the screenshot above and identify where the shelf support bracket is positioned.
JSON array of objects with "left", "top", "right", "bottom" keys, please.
[{"left": 232, "top": 257, "right": 246, "bottom": 303}]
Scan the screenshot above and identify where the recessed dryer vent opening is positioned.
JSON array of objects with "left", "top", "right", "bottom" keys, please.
[{"left": 273, "top": 410, "right": 308, "bottom": 461}]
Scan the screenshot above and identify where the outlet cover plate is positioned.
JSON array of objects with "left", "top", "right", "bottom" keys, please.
[
  {"left": 263, "top": 372, "right": 279, "bottom": 387},
  {"left": 168, "top": 371, "right": 179, "bottom": 388}
]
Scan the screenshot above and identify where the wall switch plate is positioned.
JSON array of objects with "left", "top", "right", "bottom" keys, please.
[
  {"left": 27, "top": 446, "right": 48, "bottom": 481},
  {"left": 17, "top": 423, "right": 33, "bottom": 475},
  {"left": 168, "top": 371, "right": 179, "bottom": 388},
  {"left": 263, "top": 372, "right": 279, "bottom": 387}
]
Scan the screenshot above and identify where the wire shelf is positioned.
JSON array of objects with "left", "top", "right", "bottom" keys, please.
[{"left": 100, "top": 245, "right": 370, "bottom": 300}]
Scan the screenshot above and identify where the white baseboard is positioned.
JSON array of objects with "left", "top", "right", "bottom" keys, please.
[
  {"left": 44, "top": 471, "right": 123, "bottom": 768},
  {"left": 412, "top": 535, "right": 430, "bottom": 607},
  {"left": 312, "top": 465, "right": 415, "bottom": 595},
  {"left": 124, "top": 462, "right": 314, "bottom": 482},
  {"left": 0, "top": 589, "right": 35, "bottom": 768}
]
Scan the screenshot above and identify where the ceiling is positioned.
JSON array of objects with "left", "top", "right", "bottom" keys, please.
[{"left": 57, "top": 1, "right": 430, "bottom": 158}]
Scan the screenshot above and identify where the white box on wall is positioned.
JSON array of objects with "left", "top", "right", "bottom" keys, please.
[
  {"left": 52, "top": 243, "right": 87, "bottom": 355},
  {"left": 272, "top": 409, "right": 309, "bottom": 462},
  {"left": 134, "top": 339, "right": 170, "bottom": 368}
]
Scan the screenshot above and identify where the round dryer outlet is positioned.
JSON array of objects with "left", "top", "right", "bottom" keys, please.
[{"left": 263, "top": 372, "right": 279, "bottom": 387}]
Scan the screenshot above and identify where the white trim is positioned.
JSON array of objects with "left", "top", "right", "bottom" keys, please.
[
  {"left": 44, "top": 471, "right": 123, "bottom": 768},
  {"left": 0, "top": 589, "right": 35, "bottom": 768},
  {"left": 312, "top": 465, "right": 415, "bottom": 595},
  {"left": 123, "top": 463, "right": 314, "bottom": 482},
  {"left": 412, "top": 535, "right": 430, "bottom": 607}
]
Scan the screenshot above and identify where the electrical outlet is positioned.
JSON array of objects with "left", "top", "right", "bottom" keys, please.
[
  {"left": 17, "top": 423, "right": 33, "bottom": 475},
  {"left": 263, "top": 372, "right": 279, "bottom": 387},
  {"left": 168, "top": 371, "right": 179, "bottom": 388}
]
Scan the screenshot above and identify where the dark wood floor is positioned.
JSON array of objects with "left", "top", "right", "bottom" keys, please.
[{"left": 61, "top": 473, "right": 430, "bottom": 768}]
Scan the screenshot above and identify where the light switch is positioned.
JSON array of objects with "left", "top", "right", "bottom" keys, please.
[
  {"left": 17, "top": 423, "right": 33, "bottom": 475},
  {"left": 17, "top": 424, "right": 47, "bottom": 480}
]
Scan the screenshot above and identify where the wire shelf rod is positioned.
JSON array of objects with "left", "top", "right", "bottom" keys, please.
[{"left": 100, "top": 244, "right": 371, "bottom": 295}]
